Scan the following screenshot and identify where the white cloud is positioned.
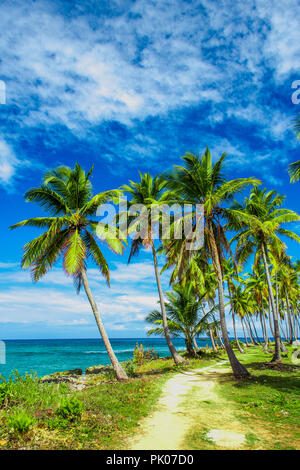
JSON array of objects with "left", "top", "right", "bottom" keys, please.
[
  {"left": 0, "top": 0, "right": 299, "bottom": 187},
  {"left": 0, "top": 1, "right": 222, "bottom": 132},
  {"left": 3, "top": 0, "right": 297, "bottom": 134},
  {"left": 0, "top": 260, "right": 164, "bottom": 332},
  {"left": 0, "top": 262, "right": 19, "bottom": 269},
  {"left": 256, "top": 0, "right": 300, "bottom": 78},
  {"left": 0, "top": 139, "right": 21, "bottom": 185}
]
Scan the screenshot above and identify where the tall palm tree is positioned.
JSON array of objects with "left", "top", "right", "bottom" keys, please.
[
  {"left": 223, "top": 259, "right": 245, "bottom": 353},
  {"left": 10, "top": 164, "right": 128, "bottom": 381},
  {"left": 165, "top": 148, "right": 259, "bottom": 378},
  {"left": 277, "top": 263, "right": 298, "bottom": 343},
  {"left": 122, "top": 173, "right": 185, "bottom": 364},
  {"left": 228, "top": 187, "right": 300, "bottom": 362},
  {"left": 288, "top": 114, "right": 300, "bottom": 182},
  {"left": 245, "top": 264, "right": 270, "bottom": 349},
  {"left": 230, "top": 284, "right": 254, "bottom": 345},
  {"left": 146, "top": 284, "right": 215, "bottom": 356}
]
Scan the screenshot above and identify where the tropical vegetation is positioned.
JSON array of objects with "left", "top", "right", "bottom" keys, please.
[{"left": 10, "top": 148, "right": 300, "bottom": 380}]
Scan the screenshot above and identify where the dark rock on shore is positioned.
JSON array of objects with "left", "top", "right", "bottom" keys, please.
[
  {"left": 85, "top": 364, "right": 113, "bottom": 374},
  {"left": 41, "top": 368, "right": 83, "bottom": 384}
]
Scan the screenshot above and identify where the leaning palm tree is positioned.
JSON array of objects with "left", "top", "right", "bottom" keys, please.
[
  {"left": 165, "top": 148, "right": 259, "bottom": 378},
  {"left": 146, "top": 284, "right": 215, "bottom": 356},
  {"left": 121, "top": 173, "right": 185, "bottom": 364},
  {"left": 227, "top": 187, "right": 300, "bottom": 362},
  {"left": 10, "top": 163, "right": 128, "bottom": 380}
]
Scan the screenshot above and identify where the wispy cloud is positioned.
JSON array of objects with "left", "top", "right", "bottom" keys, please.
[
  {"left": 0, "top": 0, "right": 299, "bottom": 187},
  {"left": 0, "top": 260, "right": 164, "bottom": 335}
]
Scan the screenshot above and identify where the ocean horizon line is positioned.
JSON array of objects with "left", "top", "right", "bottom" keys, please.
[{"left": 1, "top": 336, "right": 262, "bottom": 342}]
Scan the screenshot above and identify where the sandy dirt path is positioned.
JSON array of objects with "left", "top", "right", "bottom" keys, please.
[{"left": 128, "top": 361, "right": 246, "bottom": 450}]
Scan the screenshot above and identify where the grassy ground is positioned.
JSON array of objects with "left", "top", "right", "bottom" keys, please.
[
  {"left": 183, "top": 345, "right": 300, "bottom": 450},
  {"left": 1, "top": 345, "right": 299, "bottom": 450},
  {"left": 0, "top": 351, "right": 221, "bottom": 450}
]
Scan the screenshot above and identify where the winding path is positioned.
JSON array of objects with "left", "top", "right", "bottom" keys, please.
[{"left": 128, "top": 361, "right": 247, "bottom": 450}]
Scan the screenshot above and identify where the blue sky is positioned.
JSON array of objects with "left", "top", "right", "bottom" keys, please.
[{"left": 0, "top": 0, "right": 299, "bottom": 339}]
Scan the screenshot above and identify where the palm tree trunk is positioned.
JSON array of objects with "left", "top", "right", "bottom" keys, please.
[
  {"left": 260, "top": 309, "right": 271, "bottom": 352},
  {"left": 185, "top": 336, "right": 195, "bottom": 356},
  {"left": 244, "top": 316, "right": 254, "bottom": 345},
  {"left": 151, "top": 244, "right": 185, "bottom": 364},
  {"left": 297, "top": 316, "right": 300, "bottom": 338},
  {"left": 260, "top": 311, "right": 266, "bottom": 342},
  {"left": 227, "top": 282, "right": 244, "bottom": 353},
  {"left": 209, "top": 328, "right": 218, "bottom": 352},
  {"left": 245, "top": 316, "right": 257, "bottom": 345},
  {"left": 291, "top": 307, "right": 298, "bottom": 340},
  {"left": 250, "top": 314, "right": 261, "bottom": 344},
  {"left": 261, "top": 309, "right": 269, "bottom": 344},
  {"left": 81, "top": 269, "right": 128, "bottom": 381},
  {"left": 216, "top": 328, "right": 225, "bottom": 349},
  {"left": 241, "top": 317, "right": 250, "bottom": 346},
  {"left": 192, "top": 335, "right": 200, "bottom": 352},
  {"left": 211, "top": 311, "right": 225, "bottom": 348},
  {"left": 279, "top": 320, "right": 288, "bottom": 343},
  {"left": 261, "top": 243, "right": 282, "bottom": 363},
  {"left": 232, "top": 311, "right": 245, "bottom": 353},
  {"left": 268, "top": 306, "right": 275, "bottom": 338},
  {"left": 285, "top": 291, "right": 295, "bottom": 343},
  {"left": 210, "top": 234, "right": 250, "bottom": 378}
]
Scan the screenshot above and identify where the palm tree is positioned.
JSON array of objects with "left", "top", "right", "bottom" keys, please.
[
  {"left": 223, "top": 259, "right": 245, "bottom": 353},
  {"left": 228, "top": 187, "right": 300, "bottom": 362},
  {"left": 288, "top": 115, "right": 300, "bottom": 182},
  {"left": 295, "top": 114, "right": 300, "bottom": 138},
  {"left": 165, "top": 148, "right": 259, "bottom": 378},
  {"left": 276, "top": 263, "right": 298, "bottom": 343},
  {"left": 230, "top": 284, "right": 254, "bottom": 346},
  {"left": 122, "top": 173, "right": 185, "bottom": 364},
  {"left": 245, "top": 264, "right": 270, "bottom": 349},
  {"left": 288, "top": 160, "right": 300, "bottom": 183},
  {"left": 146, "top": 284, "right": 215, "bottom": 356},
  {"left": 10, "top": 163, "right": 128, "bottom": 381}
]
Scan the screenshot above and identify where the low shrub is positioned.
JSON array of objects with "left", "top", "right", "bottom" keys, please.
[
  {"left": 7, "top": 410, "right": 34, "bottom": 434},
  {"left": 133, "top": 343, "right": 159, "bottom": 365},
  {"left": 196, "top": 347, "right": 221, "bottom": 359},
  {"left": 57, "top": 396, "right": 84, "bottom": 420},
  {"left": 0, "top": 381, "right": 12, "bottom": 406},
  {"left": 125, "top": 360, "right": 137, "bottom": 377}
]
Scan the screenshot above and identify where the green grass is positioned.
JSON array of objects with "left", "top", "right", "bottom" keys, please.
[
  {"left": 136, "top": 351, "right": 224, "bottom": 375},
  {"left": 183, "top": 345, "right": 300, "bottom": 450},
  {"left": 0, "top": 374, "right": 167, "bottom": 449},
  {"left": 1, "top": 345, "right": 298, "bottom": 450},
  {"left": 0, "top": 350, "right": 221, "bottom": 450},
  {"left": 221, "top": 345, "right": 300, "bottom": 449}
]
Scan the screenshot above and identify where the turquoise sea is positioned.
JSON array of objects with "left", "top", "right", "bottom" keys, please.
[{"left": 0, "top": 337, "right": 212, "bottom": 379}]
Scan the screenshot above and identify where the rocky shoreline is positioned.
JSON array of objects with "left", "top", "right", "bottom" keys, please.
[{"left": 41, "top": 363, "right": 116, "bottom": 390}]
